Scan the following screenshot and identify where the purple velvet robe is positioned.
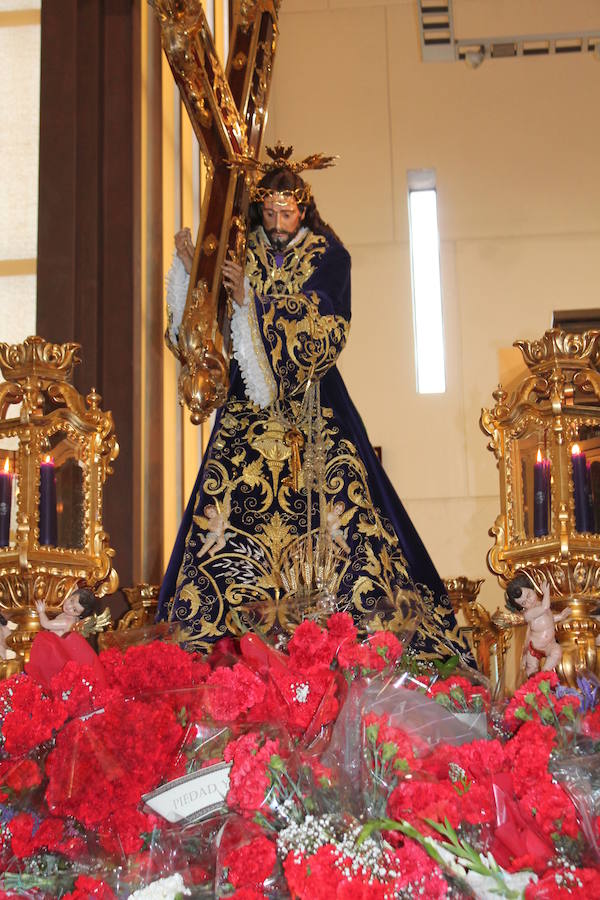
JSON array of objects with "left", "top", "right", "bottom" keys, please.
[{"left": 157, "top": 226, "right": 471, "bottom": 663}]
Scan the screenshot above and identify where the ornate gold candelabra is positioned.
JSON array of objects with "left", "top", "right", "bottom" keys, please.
[
  {"left": 444, "top": 576, "right": 523, "bottom": 690},
  {"left": 445, "top": 577, "right": 486, "bottom": 662},
  {"left": 115, "top": 584, "right": 160, "bottom": 632},
  {"left": 481, "top": 329, "right": 600, "bottom": 683},
  {"left": 0, "top": 337, "right": 119, "bottom": 670}
]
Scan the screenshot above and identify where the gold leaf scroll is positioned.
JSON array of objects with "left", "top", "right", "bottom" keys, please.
[{"left": 151, "top": 0, "right": 281, "bottom": 424}]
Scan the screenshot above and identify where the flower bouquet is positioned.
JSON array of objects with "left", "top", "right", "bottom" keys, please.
[{"left": 1, "top": 617, "right": 600, "bottom": 897}]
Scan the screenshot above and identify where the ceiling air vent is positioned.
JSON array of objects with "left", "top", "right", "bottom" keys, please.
[{"left": 416, "top": 1, "right": 600, "bottom": 65}]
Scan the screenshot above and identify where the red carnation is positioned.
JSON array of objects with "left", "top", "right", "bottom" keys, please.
[
  {"left": 0, "top": 757, "right": 42, "bottom": 801},
  {"left": 504, "top": 670, "right": 577, "bottom": 732},
  {"left": 503, "top": 721, "right": 556, "bottom": 793},
  {"left": 99, "top": 640, "right": 208, "bottom": 698},
  {"left": 283, "top": 845, "right": 345, "bottom": 898},
  {"left": 224, "top": 834, "right": 277, "bottom": 888},
  {"left": 520, "top": 780, "right": 580, "bottom": 840},
  {"left": 48, "top": 660, "right": 119, "bottom": 719},
  {"left": 363, "top": 712, "right": 428, "bottom": 772},
  {"left": 8, "top": 812, "right": 86, "bottom": 861},
  {"left": 337, "top": 641, "right": 370, "bottom": 673},
  {"left": 45, "top": 695, "right": 183, "bottom": 829},
  {"left": 224, "top": 732, "right": 280, "bottom": 816},
  {"left": 6, "top": 812, "right": 38, "bottom": 858},
  {"left": 99, "top": 805, "right": 156, "bottom": 857},
  {"left": 390, "top": 841, "right": 448, "bottom": 898},
  {"left": 337, "top": 631, "right": 403, "bottom": 675},
  {"left": 306, "top": 757, "right": 335, "bottom": 788},
  {"left": 63, "top": 876, "right": 117, "bottom": 899},
  {"left": 288, "top": 620, "right": 335, "bottom": 672},
  {"left": 581, "top": 706, "right": 600, "bottom": 737},
  {"left": 326, "top": 612, "right": 358, "bottom": 655},
  {"left": 206, "top": 663, "right": 266, "bottom": 721},
  {"left": 419, "top": 735, "right": 505, "bottom": 783},
  {"left": 267, "top": 666, "right": 339, "bottom": 733},
  {"left": 229, "top": 890, "right": 268, "bottom": 900},
  {"left": 526, "top": 866, "right": 600, "bottom": 897},
  {"left": 365, "top": 631, "right": 403, "bottom": 670},
  {"left": 0, "top": 674, "right": 67, "bottom": 755},
  {"left": 427, "top": 674, "right": 490, "bottom": 711},
  {"left": 387, "top": 779, "right": 461, "bottom": 832}
]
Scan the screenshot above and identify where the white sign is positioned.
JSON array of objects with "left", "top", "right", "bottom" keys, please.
[{"left": 142, "top": 762, "right": 231, "bottom": 825}]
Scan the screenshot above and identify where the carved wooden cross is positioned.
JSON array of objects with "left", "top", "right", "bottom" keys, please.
[{"left": 151, "top": 0, "right": 281, "bottom": 423}]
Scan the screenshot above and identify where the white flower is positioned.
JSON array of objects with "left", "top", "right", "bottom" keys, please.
[
  {"left": 463, "top": 867, "right": 537, "bottom": 899},
  {"left": 294, "top": 682, "right": 310, "bottom": 703},
  {"left": 277, "top": 814, "right": 390, "bottom": 882},
  {"left": 431, "top": 842, "right": 537, "bottom": 899},
  {"left": 127, "top": 873, "right": 191, "bottom": 899}
]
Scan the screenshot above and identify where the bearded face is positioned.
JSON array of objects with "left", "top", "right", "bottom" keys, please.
[{"left": 261, "top": 195, "right": 306, "bottom": 250}]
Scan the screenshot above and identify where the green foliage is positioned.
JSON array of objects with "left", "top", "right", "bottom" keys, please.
[{"left": 433, "top": 655, "right": 460, "bottom": 679}]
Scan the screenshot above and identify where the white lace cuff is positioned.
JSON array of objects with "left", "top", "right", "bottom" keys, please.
[
  {"left": 231, "top": 280, "right": 277, "bottom": 408},
  {"left": 165, "top": 253, "right": 190, "bottom": 344}
]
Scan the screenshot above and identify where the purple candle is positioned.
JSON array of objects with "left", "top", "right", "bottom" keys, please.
[
  {"left": 544, "top": 458, "right": 552, "bottom": 529},
  {"left": 533, "top": 449, "right": 549, "bottom": 537},
  {"left": 39, "top": 455, "right": 58, "bottom": 546},
  {"left": 572, "top": 444, "right": 590, "bottom": 533},
  {"left": 587, "top": 460, "right": 595, "bottom": 532},
  {"left": 0, "top": 458, "right": 13, "bottom": 548}
]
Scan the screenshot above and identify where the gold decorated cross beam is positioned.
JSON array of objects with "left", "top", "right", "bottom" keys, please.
[{"left": 151, "top": 0, "right": 281, "bottom": 423}]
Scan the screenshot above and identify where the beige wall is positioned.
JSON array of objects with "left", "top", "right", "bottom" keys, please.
[
  {"left": 0, "top": 5, "right": 40, "bottom": 346},
  {"left": 265, "top": 0, "right": 600, "bottom": 613}
]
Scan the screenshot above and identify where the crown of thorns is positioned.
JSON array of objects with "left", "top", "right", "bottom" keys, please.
[
  {"left": 251, "top": 185, "right": 313, "bottom": 204},
  {"left": 229, "top": 142, "right": 337, "bottom": 204}
]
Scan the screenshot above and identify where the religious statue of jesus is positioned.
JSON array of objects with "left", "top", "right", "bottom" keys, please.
[{"left": 157, "top": 144, "right": 470, "bottom": 664}]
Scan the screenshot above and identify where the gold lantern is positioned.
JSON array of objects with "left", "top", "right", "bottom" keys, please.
[
  {"left": 0, "top": 337, "right": 119, "bottom": 666},
  {"left": 481, "top": 329, "right": 600, "bottom": 682}
]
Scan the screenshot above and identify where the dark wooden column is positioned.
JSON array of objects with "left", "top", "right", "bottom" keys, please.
[{"left": 36, "top": 0, "right": 162, "bottom": 589}]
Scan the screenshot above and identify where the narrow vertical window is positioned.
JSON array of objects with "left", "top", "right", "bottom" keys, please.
[{"left": 407, "top": 170, "right": 446, "bottom": 394}]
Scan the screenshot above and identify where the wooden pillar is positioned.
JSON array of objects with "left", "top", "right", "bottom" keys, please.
[{"left": 36, "top": 0, "right": 164, "bottom": 589}]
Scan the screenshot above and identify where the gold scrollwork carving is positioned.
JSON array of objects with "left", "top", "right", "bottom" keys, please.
[
  {"left": 202, "top": 233, "right": 219, "bottom": 255},
  {"left": 239, "top": 0, "right": 280, "bottom": 30},
  {"left": 443, "top": 577, "right": 508, "bottom": 680},
  {"left": 251, "top": 38, "right": 275, "bottom": 117},
  {"left": 514, "top": 328, "right": 600, "bottom": 373},
  {"left": 207, "top": 46, "right": 249, "bottom": 155},
  {"left": 119, "top": 584, "right": 160, "bottom": 631},
  {"left": 0, "top": 335, "right": 81, "bottom": 385},
  {"left": 176, "top": 281, "right": 229, "bottom": 425},
  {"left": 149, "top": 0, "right": 203, "bottom": 26}
]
